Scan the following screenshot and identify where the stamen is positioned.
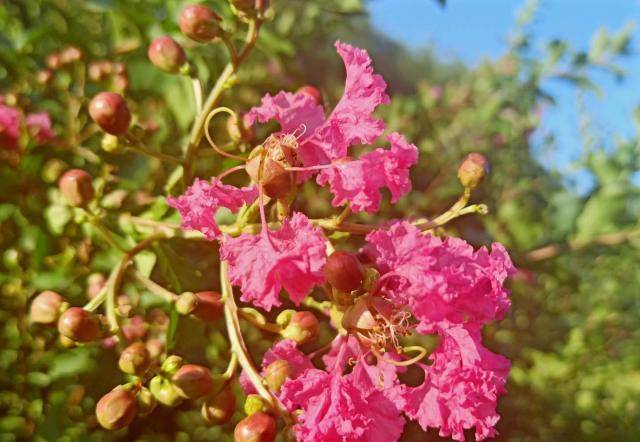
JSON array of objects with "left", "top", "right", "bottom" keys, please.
[{"left": 290, "top": 124, "right": 307, "bottom": 140}]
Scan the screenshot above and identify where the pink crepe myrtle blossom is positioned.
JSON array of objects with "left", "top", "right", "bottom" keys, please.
[
  {"left": 219, "top": 212, "right": 327, "bottom": 311},
  {"left": 26, "top": 112, "right": 55, "bottom": 143},
  {"left": 166, "top": 177, "right": 258, "bottom": 240},
  {"left": 0, "top": 103, "right": 21, "bottom": 150}
]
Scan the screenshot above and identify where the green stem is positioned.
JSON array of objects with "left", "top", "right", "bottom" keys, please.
[{"left": 133, "top": 270, "right": 177, "bottom": 303}]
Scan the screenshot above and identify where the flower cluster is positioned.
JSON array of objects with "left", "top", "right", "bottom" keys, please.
[{"left": 0, "top": 96, "right": 54, "bottom": 163}]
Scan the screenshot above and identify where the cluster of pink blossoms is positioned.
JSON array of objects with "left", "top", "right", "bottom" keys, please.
[
  {"left": 169, "top": 41, "right": 515, "bottom": 441},
  {"left": 0, "top": 96, "right": 54, "bottom": 152}
]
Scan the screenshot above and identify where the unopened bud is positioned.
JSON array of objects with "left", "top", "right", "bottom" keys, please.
[
  {"left": 281, "top": 311, "right": 319, "bottom": 345},
  {"left": 87, "top": 273, "right": 106, "bottom": 299},
  {"left": 457, "top": 153, "right": 489, "bottom": 190},
  {"left": 324, "top": 251, "right": 364, "bottom": 293},
  {"left": 161, "top": 355, "right": 184, "bottom": 375},
  {"left": 149, "top": 375, "right": 182, "bottom": 407},
  {"left": 101, "top": 133, "right": 121, "bottom": 153},
  {"left": 136, "top": 387, "right": 157, "bottom": 416},
  {"left": 89, "top": 92, "right": 131, "bottom": 135},
  {"left": 179, "top": 4, "right": 222, "bottom": 42},
  {"left": 172, "top": 364, "right": 213, "bottom": 399},
  {"left": 59, "top": 169, "right": 94, "bottom": 207},
  {"left": 118, "top": 342, "right": 151, "bottom": 376},
  {"left": 29, "top": 291, "right": 64, "bottom": 325},
  {"left": 36, "top": 69, "right": 54, "bottom": 85},
  {"left": 264, "top": 359, "right": 291, "bottom": 393},
  {"left": 60, "top": 46, "right": 83, "bottom": 65},
  {"left": 145, "top": 338, "right": 165, "bottom": 360},
  {"left": 296, "top": 85, "right": 323, "bottom": 105},
  {"left": 234, "top": 412, "right": 277, "bottom": 442},
  {"left": 244, "top": 394, "right": 268, "bottom": 415},
  {"left": 96, "top": 386, "right": 137, "bottom": 430},
  {"left": 148, "top": 36, "right": 187, "bottom": 74},
  {"left": 227, "top": 112, "right": 254, "bottom": 143},
  {"left": 57, "top": 307, "right": 101, "bottom": 342},
  {"left": 192, "top": 291, "right": 223, "bottom": 322},
  {"left": 175, "top": 292, "right": 198, "bottom": 315},
  {"left": 201, "top": 387, "right": 236, "bottom": 425},
  {"left": 45, "top": 52, "right": 62, "bottom": 70}
]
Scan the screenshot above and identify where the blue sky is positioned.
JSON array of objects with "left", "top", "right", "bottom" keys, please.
[{"left": 369, "top": 0, "right": 640, "bottom": 191}]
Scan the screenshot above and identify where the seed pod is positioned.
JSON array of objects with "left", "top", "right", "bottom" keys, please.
[
  {"left": 296, "top": 85, "right": 323, "bottom": 106},
  {"left": 179, "top": 4, "right": 222, "bottom": 42},
  {"left": 136, "top": 387, "right": 157, "bottom": 416},
  {"left": 457, "top": 153, "right": 489, "bottom": 190},
  {"left": 95, "top": 386, "right": 137, "bottom": 430},
  {"left": 234, "top": 412, "right": 277, "bottom": 442},
  {"left": 57, "top": 307, "right": 101, "bottom": 342},
  {"left": 281, "top": 311, "right": 319, "bottom": 345},
  {"left": 201, "top": 387, "right": 236, "bottom": 426},
  {"left": 89, "top": 92, "right": 131, "bottom": 135},
  {"left": 29, "top": 291, "right": 64, "bottom": 325},
  {"left": 118, "top": 342, "right": 151, "bottom": 376},
  {"left": 246, "top": 155, "right": 293, "bottom": 199},
  {"left": 172, "top": 364, "right": 214, "bottom": 399},
  {"left": 324, "top": 251, "right": 365, "bottom": 293},
  {"left": 149, "top": 375, "right": 182, "bottom": 407},
  {"left": 148, "top": 36, "right": 187, "bottom": 74},
  {"left": 59, "top": 169, "right": 94, "bottom": 207},
  {"left": 264, "top": 359, "right": 291, "bottom": 393}
]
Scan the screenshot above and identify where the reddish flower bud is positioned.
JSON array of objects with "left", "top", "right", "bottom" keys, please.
[
  {"left": 264, "top": 359, "right": 291, "bottom": 393},
  {"left": 96, "top": 386, "right": 137, "bottom": 430},
  {"left": 59, "top": 169, "right": 94, "bottom": 207},
  {"left": 296, "top": 85, "right": 323, "bottom": 106},
  {"left": 29, "top": 291, "right": 64, "bottom": 325},
  {"left": 172, "top": 364, "right": 213, "bottom": 399},
  {"left": 136, "top": 387, "right": 157, "bottom": 416},
  {"left": 57, "top": 307, "right": 101, "bottom": 342},
  {"left": 457, "top": 153, "right": 489, "bottom": 190},
  {"left": 60, "top": 46, "right": 83, "bottom": 65},
  {"left": 149, "top": 375, "right": 182, "bottom": 407},
  {"left": 193, "top": 291, "right": 223, "bottom": 322},
  {"left": 246, "top": 155, "right": 293, "bottom": 199},
  {"left": 175, "top": 292, "right": 198, "bottom": 315},
  {"left": 234, "top": 412, "right": 277, "bottom": 442},
  {"left": 281, "top": 311, "right": 319, "bottom": 345},
  {"left": 148, "top": 36, "right": 187, "bottom": 74},
  {"left": 89, "top": 92, "right": 131, "bottom": 135},
  {"left": 227, "top": 112, "right": 254, "bottom": 143},
  {"left": 324, "top": 251, "right": 364, "bottom": 293},
  {"left": 118, "top": 342, "right": 151, "bottom": 376},
  {"left": 179, "top": 4, "right": 222, "bottom": 42},
  {"left": 145, "top": 338, "right": 165, "bottom": 360},
  {"left": 201, "top": 387, "right": 236, "bottom": 426},
  {"left": 45, "top": 52, "right": 62, "bottom": 70}
]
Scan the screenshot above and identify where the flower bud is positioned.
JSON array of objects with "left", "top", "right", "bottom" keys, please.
[
  {"left": 175, "top": 292, "right": 198, "bottom": 315},
  {"left": 60, "top": 46, "right": 83, "bottom": 65},
  {"left": 264, "top": 359, "right": 291, "bottom": 393},
  {"left": 136, "top": 387, "right": 157, "bottom": 416},
  {"left": 324, "top": 251, "right": 364, "bottom": 293},
  {"left": 172, "top": 364, "right": 214, "bottom": 399},
  {"left": 101, "top": 133, "right": 121, "bottom": 153},
  {"left": 96, "top": 386, "right": 137, "bottom": 430},
  {"left": 45, "top": 52, "right": 62, "bottom": 70},
  {"left": 57, "top": 307, "right": 101, "bottom": 342},
  {"left": 118, "top": 342, "right": 151, "bottom": 376},
  {"left": 29, "top": 291, "right": 64, "bottom": 325},
  {"left": 244, "top": 394, "right": 268, "bottom": 415},
  {"left": 296, "top": 85, "right": 323, "bottom": 105},
  {"left": 89, "top": 92, "right": 131, "bottom": 135},
  {"left": 192, "top": 291, "right": 223, "bottom": 322},
  {"left": 87, "top": 273, "right": 106, "bottom": 299},
  {"left": 227, "top": 112, "right": 254, "bottom": 143},
  {"left": 161, "top": 355, "right": 184, "bottom": 375},
  {"left": 234, "top": 412, "right": 277, "bottom": 442},
  {"left": 201, "top": 387, "right": 236, "bottom": 426},
  {"left": 281, "top": 311, "right": 319, "bottom": 345},
  {"left": 148, "top": 36, "right": 187, "bottom": 74},
  {"left": 36, "top": 69, "right": 54, "bottom": 85},
  {"left": 246, "top": 154, "right": 292, "bottom": 199},
  {"left": 59, "top": 169, "right": 94, "bottom": 207},
  {"left": 149, "top": 375, "right": 182, "bottom": 407},
  {"left": 179, "top": 5, "right": 222, "bottom": 42},
  {"left": 457, "top": 153, "right": 489, "bottom": 190},
  {"left": 145, "top": 338, "right": 165, "bottom": 360},
  {"left": 341, "top": 296, "right": 376, "bottom": 333}
]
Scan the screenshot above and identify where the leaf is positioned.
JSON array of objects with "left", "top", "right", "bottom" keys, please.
[{"left": 48, "top": 349, "right": 97, "bottom": 380}]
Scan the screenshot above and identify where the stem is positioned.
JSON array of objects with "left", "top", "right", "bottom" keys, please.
[
  {"left": 86, "top": 211, "right": 128, "bottom": 253},
  {"left": 191, "top": 77, "right": 203, "bottom": 114},
  {"left": 217, "top": 164, "right": 247, "bottom": 180},
  {"left": 237, "top": 308, "right": 282, "bottom": 334},
  {"left": 133, "top": 270, "right": 177, "bottom": 303},
  {"left": 204, "top": 107, "right": 248, "bottom": 162},
  {"left": 301, "top": 297, "right": 332, "bottom": 315},
  {"left": 220, "top": 260, "right": 292, "bottom": 423},
  {"left": 183, "top": 19, "right": 261, "bottom": 184},
  {"left": 123, "top": 133, "right": 183, "bottom": 165}
]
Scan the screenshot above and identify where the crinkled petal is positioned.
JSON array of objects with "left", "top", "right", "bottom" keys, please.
[
  {"left": 281, "top": 368, "right": 404, "bottom": 442},
  {"left": 246, "top": 91, "right": 325, "bottom": 135},
  {"left": 220, "top": 212, "right": 327, "bottom": 311},
  {"left": 167, "top": 178, "right": 257, "bottom": 240},
  {"left": 403, "top": 324, "right": 510, "bottom": 441},
  {"left": 317, "top": 132, "right": 418, "bottom": 213},
  {"left": 26, "top": 112, "right": 54, "bottom": 143}
]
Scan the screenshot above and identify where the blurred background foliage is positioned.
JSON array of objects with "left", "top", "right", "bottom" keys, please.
[{"left": 1, "top": 0, "right": 639, "bottom": 441}]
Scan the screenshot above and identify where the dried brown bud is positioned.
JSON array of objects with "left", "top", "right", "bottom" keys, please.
[
  {"left": 95, "top": 386, "right": 137, "bottom": 430},
  {"left": 172, "top": 364, "right": 213, "bottom": 399},
  {"left": 324, "top": 251, "right": 365, "bottom": 293},
  {"left": 179, "top": 4, "right": 222, "bottom": 42},
  {"left": 29, "top": 291, "right": 64, "bottom": 325},
  {"left": 57, "top": 307, "right": 101, "bottom": 342},
  {"left": 89, "top": 92, "right": 131, "bottom": 135},
  {"left": 234, "top": 412, "right": 277, "bottom": 442},
  {"left": 457, "top": 153, "right": 489, "bottom": 190},
  {"left": 118, "top": 342, "right": 151, "bottom": 376},
  {"left": 148, "top": 36, "right": 187, "bottom": 74},
  {"left": 59, "top": 169, "right": 94, "bottom": 207},
  {"left": 201, "top": 387, "right": 236, "bottom": 426}
]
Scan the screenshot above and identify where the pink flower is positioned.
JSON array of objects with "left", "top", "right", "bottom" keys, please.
[
  {"left": 26, "top": 112, "right": 54, "bottom": 143},
  {"left": 0, "top": 104, "right": 22, "bottom": 150},
  {"left": 220, "top": 212, "right": 327, "bottom": 311},
  {"left": 403, "top": 324, "right": 510, "bottom": 441},
  {"left": 167, "top": 178, "right": 258, "bottom": 240},
  {"left": 317, "top": 132, "right": 418, "bottom": 213},
  {"left": 280, "top": 368, "right": 405, "bottom": 442},
  {"left": 363, "top": 221, "right": 515, "bottom": 333}
]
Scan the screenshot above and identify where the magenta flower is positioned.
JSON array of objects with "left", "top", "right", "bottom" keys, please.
[
  {"left": 26, "top": 112, "right": 55, "bottom": 143},
  {"left": 246, "top": 42, "right": 417, "bottom": 212},
  {"left": 219, "top": 212, "right": 327, "bottom": 311},
  {"left": 167, "top": 178, "right": 258, "bottom": 240},
  {"left": 0, "top": 103, "right": 22, "bottom": 151}
]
